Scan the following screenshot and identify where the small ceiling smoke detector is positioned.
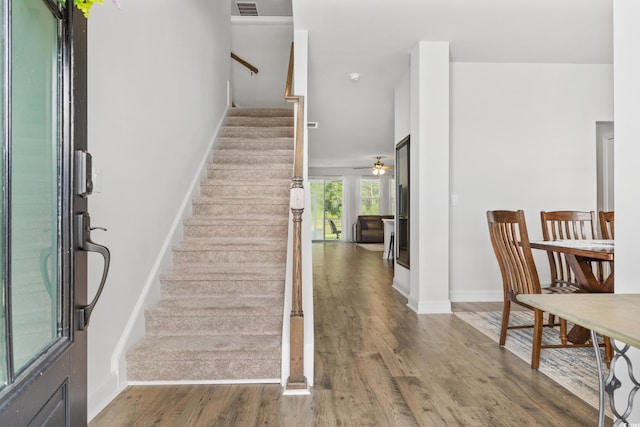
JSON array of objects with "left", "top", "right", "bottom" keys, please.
[
  {"left": 236, "top": 2, "right": 258, "bottom": 16},
  {"left": 349, "top": 73, "right": 361, "bottom": 81}
]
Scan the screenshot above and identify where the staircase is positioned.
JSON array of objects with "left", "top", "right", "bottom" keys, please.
[{"left": 126, "top": 107, "right": 294, "bottom": 382}]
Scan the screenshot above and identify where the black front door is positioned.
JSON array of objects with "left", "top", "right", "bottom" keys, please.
[{"left": 0, "top": 0, "right": 89, "bottom": 425}]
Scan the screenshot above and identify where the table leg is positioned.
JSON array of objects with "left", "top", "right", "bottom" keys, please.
[
  {"left": 591, "top": 330, "right": 606, "bottom": 427},
  {"left": 605, "top": 340, "right": 640, "bottom": 425},
  {"left": 566, "top": 254, "right": 613, "bottom": 293}
]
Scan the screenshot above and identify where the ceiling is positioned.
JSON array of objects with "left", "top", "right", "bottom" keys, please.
[{"left": 232, "top": 0, "right": 613, "bottom": 170}]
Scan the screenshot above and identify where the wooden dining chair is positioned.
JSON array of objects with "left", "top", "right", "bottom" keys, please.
[
  {"left": 540, "top": 210, "right": 601, "bottom": 288},
  {"left": 487, "top": 210, "right": 598, "bottom": 369},
  {"left": 599, "top": 211, "right": 614, "bottom": 239}
]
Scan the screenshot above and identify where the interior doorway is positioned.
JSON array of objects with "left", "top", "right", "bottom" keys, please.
[
  {"left": 310, "top": 179, "right": 343, "bottom": 241},
  {"left": 596, "top": 121, "right": 614, "bottom": 213}
]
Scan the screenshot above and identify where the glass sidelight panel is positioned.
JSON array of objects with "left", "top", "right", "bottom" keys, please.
[
  {"left": 9, "top": 0, "right": 61, "bottom": 371},
  {"left": 0, "top": 0, "right": 4, "bottom": 386}
]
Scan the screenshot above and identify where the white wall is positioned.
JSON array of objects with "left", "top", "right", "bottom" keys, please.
[
  {"left": 613, "top": 0, "right": 640, "bottom": 419},
  {"left": 86, "top": 0, "right": 231, "bottom": 418},
  {"left": 449, "top": 62, "right": 613, "bottom": 302},
  {"left": 231, "top": 17, "right": 293, "bottom": 108},
  {"left": 394, "top": 62, "right": 613, "bottom": 303}
]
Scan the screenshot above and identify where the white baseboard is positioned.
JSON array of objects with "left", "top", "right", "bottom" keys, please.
[
  {"left": 392, "top": 280, "right": 409, "bottom": 298},
  {"left": 87, "top": 371, "right": 120, "bottom": 422},
  {"left": 449, "top": 290, "right": 503, "bottom": 302},
  {"left": 414, "top": 299, "right": 452, "bottom": 314}
]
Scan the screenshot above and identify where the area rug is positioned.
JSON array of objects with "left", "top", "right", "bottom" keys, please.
[
  {"left": 355, "top": 243, "right": 385, "bottom": 251},
  {"left": 455, "top": 310, "right": 609, "bottom": 413}
]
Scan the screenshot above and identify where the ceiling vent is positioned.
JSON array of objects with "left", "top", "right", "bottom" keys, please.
[{"left": 236, "top": 2, "right": 259, "bottom": 16}]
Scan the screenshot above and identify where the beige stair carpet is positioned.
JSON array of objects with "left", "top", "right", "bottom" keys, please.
[{"left": 127, "top": 108, "right": 294, "bottom": 382}]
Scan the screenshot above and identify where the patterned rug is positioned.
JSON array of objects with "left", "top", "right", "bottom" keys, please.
[
  {"left": 455, "top": 310, "right": 610, "bottom": 413},
  {"left": 355, "top": 243, "right": 385, "bottom": 252}
]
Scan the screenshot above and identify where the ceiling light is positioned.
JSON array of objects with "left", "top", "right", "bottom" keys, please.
[
  {"left": 349, "top": 73, "right": 360, "bottom": 81},
  {"left": 372, "top": 157, "right": 386, "bottom": 175}
]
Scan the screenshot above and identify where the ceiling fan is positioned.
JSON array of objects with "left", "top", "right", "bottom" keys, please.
[{"left": 354, "top": 156, "right": 394, "bottom": 175}]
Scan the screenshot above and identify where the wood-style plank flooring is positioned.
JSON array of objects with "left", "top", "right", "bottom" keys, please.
[{"left": 90, "top": 242, "right": 600, "bottom": 426}]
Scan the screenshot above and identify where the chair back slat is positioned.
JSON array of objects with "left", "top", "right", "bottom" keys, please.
[
  {"left": 487, "top": 210, "right": 541, "bottom": 298},
  {"left": 599, "top": 211, "right": 614, "bottom": 239}
]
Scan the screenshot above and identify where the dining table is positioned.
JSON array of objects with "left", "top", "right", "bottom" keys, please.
[
  {"left": 529, "top": 239, "right": 614, "bottom": 344},
  {"left": 517, "top": 293, "right": 640, "bottom": 427}
]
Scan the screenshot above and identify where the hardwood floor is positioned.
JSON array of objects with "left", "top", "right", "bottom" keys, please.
[{"left": 90, "top": 242, "right": 600, "bottom": 426}]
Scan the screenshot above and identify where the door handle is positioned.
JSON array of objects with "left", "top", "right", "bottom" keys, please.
[{"left": 75, "top": 212, "right": 110, "bottom": 330}]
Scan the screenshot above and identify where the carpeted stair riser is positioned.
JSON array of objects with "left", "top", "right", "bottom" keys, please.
[
  {"left": 161, "top": 279, "right": 284, "bottom": 299},
  {"left": 128, "top": 356, "right": 281, "bottom": 382},
  {"left": 127, "top": 108, "right": 291, "bottom": 382},
  {"left": 216, "top": 137, "right": 294, "bottom": 151},
  {"left": 145, "top": 313, "right": 282, "bottom": 337},
  {"left": 208, "top": 162, "right": 292, "bottom": 171},
  {"left": 200, "top": 183, "right": 290, "bottom": 198},
  {"left": 192, "top": 202, "right": 288, "bottom": 217},
  {"left": 196, "top": 195, "right": 290, "bottom": 205},
  {"left": 221, "top": 127, "right": 293, "bottom": 138},
  {"left": 229, "top": 107, "right": 293, "bottom": 117},
  {"left": 173, "top": 249, "right": 286, "bottom": 266},
  {"left": 161, "top": 267, "right": 285, "bottom": 283},
  {"left": 126, "top": 333, "right": 282, "bottom": 381},
  {"left": 207, "top": 166, "right": 291, "bottom": 180},
  {"left": 225, "top": 116, "right": 294, "bottom": 127},
  {"left": 144, "top": 297, "right": 282, "bottom": 333},
  {"left": 183, "top": 224, "right": 288, "bottom": 239},
  {"left": 213, "top": 154, "right": 293, "bottom": 165}
]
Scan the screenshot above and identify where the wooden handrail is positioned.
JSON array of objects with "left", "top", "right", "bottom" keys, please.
[
  {"left": 284, "top": 42, "right": 307, "bottom": 390},
  {"left": 231, "top": 52, "right": 259, "bottom": 75}
]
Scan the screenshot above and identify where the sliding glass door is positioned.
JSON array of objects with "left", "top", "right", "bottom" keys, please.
[{"left": 310, "top": 179, "right": 343, "bottom": 241}]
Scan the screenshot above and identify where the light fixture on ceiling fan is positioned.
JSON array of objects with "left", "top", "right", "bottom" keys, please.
[{"left": 372, "top": 157, "right": 386, "bottom": 175}]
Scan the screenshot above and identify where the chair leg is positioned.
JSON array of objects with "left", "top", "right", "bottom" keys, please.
[
  {"left": 499, "top": 299, "right": 511, "bottom": 346},
  {"left": 604, "top": 336, "right": 612, "bottom": 368},
  {"left": 559, "top": 318, "right": 568, "bottom": 345},
  {"left": 532, "top": 308, "right": 543, "bottom": 369}
]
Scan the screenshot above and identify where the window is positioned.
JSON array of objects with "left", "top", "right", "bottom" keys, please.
[{"left": 360, "top": 178, "right": 380, "bottom": 215}]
